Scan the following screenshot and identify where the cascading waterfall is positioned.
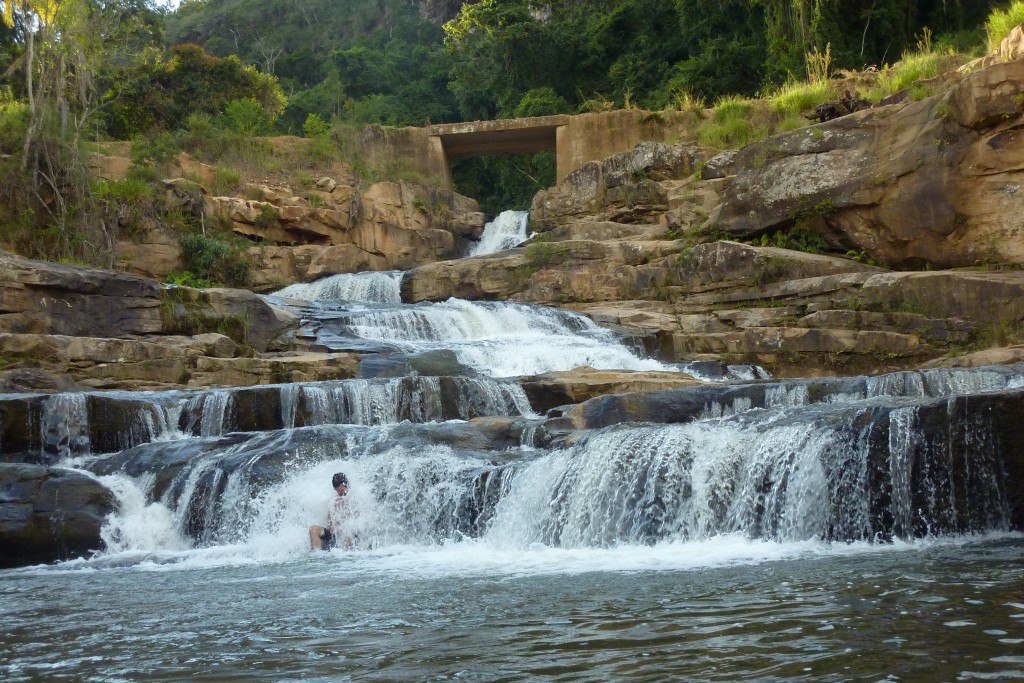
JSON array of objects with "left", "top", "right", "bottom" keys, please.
[
  {"left": 314, "top": 298, "right": 667, "bottom": 377},
  {"left": 271, "top": 271, "right": 404, "bottom": 303},
  {"left": 95, "top": 378, "right": 1018, "bottom": 554},
  {"left": 469, "top": 210, "right": 530, "bottom": 256},
  {"left": 9, "top": 376, "right": 536, "bottom": 463}
]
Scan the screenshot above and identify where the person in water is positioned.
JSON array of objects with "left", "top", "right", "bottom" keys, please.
[{"left": 308, "top": 472, "right": 354, "bottom": 550}]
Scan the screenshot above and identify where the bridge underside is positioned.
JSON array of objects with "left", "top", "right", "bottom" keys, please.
[
  {"left": 396, "top": 110, "right": 672, "bottom": 188},
  {"left": 437, "top": 125, "right": 560, "bottom": 159}
]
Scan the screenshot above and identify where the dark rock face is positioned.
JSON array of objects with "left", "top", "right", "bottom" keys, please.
[
  {"left": 0, "top": 251, "right": 164, "bottom": 336},
  {"left": 0, "top": 464, "right": 115, "bottom": 568}
]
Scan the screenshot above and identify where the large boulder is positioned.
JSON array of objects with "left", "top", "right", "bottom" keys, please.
[
  {"left": 531, "top": 142, "right": 711, "bottom": 230},
  {"left": 206, "top": 179, "right": 486, "bottom": 287},
  {"left": 0, "top": 464, "right": 114, "bottom": 568},
  {"left": 712, "top": 59, "right": 1024, "bottom": 268},
  {"left": 0, "top": 251, "right": 164, "bottom": 336}
]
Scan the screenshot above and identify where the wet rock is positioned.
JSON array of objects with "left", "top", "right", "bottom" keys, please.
[
  {"left": 0, "top": 464, "right": 115, "bottom": 568},
  {"left": 521, "top": 367, "right": 704, "bottom": 414}
]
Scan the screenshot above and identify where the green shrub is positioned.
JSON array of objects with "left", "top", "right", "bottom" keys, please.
[
  {"left": 303, "top": 113, "right": 331, "bottom": 138},
  {"left": 670, "top": 88, "right": 706, "bottom": 113},
  {"left": 987, "top": 1, "right": 1024, "bottom": 52},
  {"left": 864, "top": 50, "right": 963, "bottom": 102},
  {"left": 514, "top": 87, "right": 572, "bottom": 118},
  {"left": 221, "top": 98, "right": 270, "bottom": 136},
  {"left": 178, "top": 233, "right": 252, "bottom": 287},
  {"left": 130, "top": 130, "right": 180, "bottom": 168},
  {"left": 254, "top": 204, "right": 279, "bottom": 231},
  {"left": 759, "top": 228, "right": 830, "bottom": 254},
  {"left": 165, "top": 270, "right": 215, "bottom": 288}
]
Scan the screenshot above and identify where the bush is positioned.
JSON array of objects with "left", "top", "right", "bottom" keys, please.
[
  {"left": 222, "top": 98, "right": 270, "bottom": 136},
  {"left": 514, "top": 87, "right": 572, "bottom": 118},
  {"left": 769, "top": 79, "right": 835, "bottom": 116},
  {"left": 212, "top": 167, "right": 242, "bottom": 196},
  {"left": 864, "top": 50, "right": 965, "bottom": 102},
  {"left": 130, "top": 131, "right": 181, "bottom": 168},
  {"left": 303, "top": 113, "right": 331, "bottom": 138},
  {"left": 178, "top": 233, "right": 252, "bottom": 287}
]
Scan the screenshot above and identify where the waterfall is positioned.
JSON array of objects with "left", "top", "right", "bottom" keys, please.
[
  {"left": 317, "top": 298, "right": 667, "bottom": 377},
  {"left": 40, "top": 393, "right": 90, "bottom": 460},
  {"left": 469, "top": 210, "right": 530, "bottom": 256},
  {"left": 272, "top": 271, "right": 404, "bottom": 303},
  {"left": 95, "top": 384, "right": 1016, "bottom": 553}
]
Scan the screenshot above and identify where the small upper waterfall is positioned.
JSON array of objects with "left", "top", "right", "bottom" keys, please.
[
  {"left": 469, "top": 210, "right": 531, "bottom": 256},
  {"left": 272, "top": 271, "right": 404, "bottom": 303},
  {"left": 312, "top": 298, "right": 666, "bottom": 377}
]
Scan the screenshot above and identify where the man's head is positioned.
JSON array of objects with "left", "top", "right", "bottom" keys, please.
[{"left": 332, "top": 472, "right": 349, "bottom": 490}]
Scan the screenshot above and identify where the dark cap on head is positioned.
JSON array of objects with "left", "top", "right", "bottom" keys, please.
[{"left": 332, "top": 472, "right": 349, "bottom": 488}]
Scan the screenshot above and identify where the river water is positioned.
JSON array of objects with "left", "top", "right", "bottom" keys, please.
[
  {"left": 2, "top": 237, "right": 1024, "bottom": 679},
  {"left": 2, "top": 536, "right": 1023, "bottom": 681}
]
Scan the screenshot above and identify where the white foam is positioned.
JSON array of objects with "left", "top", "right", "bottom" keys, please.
[{"left": 273, "top": 271, "right": 403, "bottom": 303}]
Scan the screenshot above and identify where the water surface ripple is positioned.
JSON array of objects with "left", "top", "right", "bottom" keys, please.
[{"left": 2, "top": 537, "right": 1022, "bottom": 681}]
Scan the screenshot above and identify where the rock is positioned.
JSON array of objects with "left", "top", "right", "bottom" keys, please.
[
  {"left": 315, "top": 176, "right": 337, "bottom": 192},
  {"left": 212, "top": 179, "right": 486, "bottom": 287},
  {"left": 115, "top": 226, "right": 183, "bottom": 279},
  {"left": 1000, "top": 24, "right": 1024, "bottom": 61},
  {"left": 0, "top": 464, "right": 115, "bottom": 568},
  {"left": 200, "top": 287, "right": 297, "bottom": 352},
  {"left": 805, "top": 90, "right": 871, "bottom": 123},
  {"left": 713, "top": 58, "right": 1024, "bottom": 268},
  {"left": 88, "top": 154, "right": 131, "bottom": 181},
  {"left": 919, "top": 345, "right": 1024, "bottom": 369},
  {"left": 0, "top": 368, "right": 87, "bottom": 394},
  {"left": 520, "top": 367, "right": 704, "bottom": 414},
  {"left": 0, "top": 251, "right": 164, "bottom": 336},
  {"left": 530, "top": 142, "right": 711, "bottom": 230},
  {"left": 188, "top": 352, "right": 359, "bottom": 387}
]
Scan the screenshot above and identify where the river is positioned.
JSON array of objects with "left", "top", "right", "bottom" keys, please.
[{"left": 1, "top": 214, "right": 1023, "bottom": 680}]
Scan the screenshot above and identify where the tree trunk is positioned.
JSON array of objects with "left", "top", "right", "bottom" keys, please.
[{"left": 20, "top": 28, "right": 34, "bottom": 170}]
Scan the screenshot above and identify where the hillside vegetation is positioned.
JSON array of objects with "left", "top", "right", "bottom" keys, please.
[{"left": 0, "top": 0, "right": 1020, "bottom": 267}]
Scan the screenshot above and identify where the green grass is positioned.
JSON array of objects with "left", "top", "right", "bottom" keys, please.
[
  {"left": 987, "top": 1, "right": 1024, "bottom": 52},
  {"left": 864, "top": 50, "right": 964, "bottom": 102},
  {"left": 768, "top": 79, "right": 836, "bottom": 116},
  {"left": 697, "top": 95, "right": 765, "bottom": 149}
]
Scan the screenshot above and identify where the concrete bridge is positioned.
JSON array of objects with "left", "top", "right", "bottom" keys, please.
[{"left": 363, "top": 109, "right": 685, "bottom": 188}]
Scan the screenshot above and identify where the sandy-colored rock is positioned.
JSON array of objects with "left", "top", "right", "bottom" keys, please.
[
  {"left": 115, "top": 226, "right": 183, "bottom": 279},
  {"left": 920, "top": 345, "right": 1024, "bottom": 369},
  {"left": 531, "top": 142, "right": 711, "bottom": 230},
  {"left": 713, "top": 58, "right": 1024, "bottom": 268},
  {"left": 88, "top": 155, "right": 131, "bottom": 181},
  {"left": 188, "top": 352, "right": 359, "bottom": 387},
  {"left": 519, "top": 367, "right": 704, "bottom": 414}
]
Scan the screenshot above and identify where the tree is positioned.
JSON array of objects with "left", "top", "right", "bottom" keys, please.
[{"left": 103, "top": 43, "right": 285, "bottom": 138}]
